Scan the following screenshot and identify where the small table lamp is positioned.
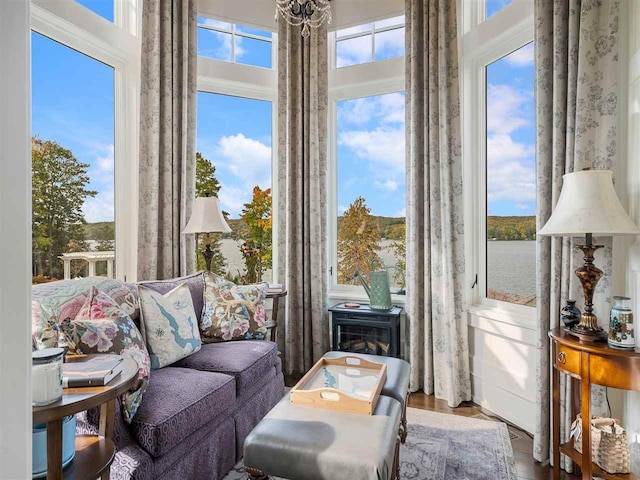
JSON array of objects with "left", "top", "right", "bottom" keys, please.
[
  {"left": 538, "top": 170, "right": 640, "bottom": 341},
  {"left": 182, "top": 197, "right": 232, "bottom": 271}
]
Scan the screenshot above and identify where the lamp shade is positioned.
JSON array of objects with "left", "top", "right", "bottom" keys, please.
[
  {"left": 538, "top": 170, "right": 640, "bottom": 237},
  {"left": 182, "top": 197, "right": 232, "bottom": 235}
]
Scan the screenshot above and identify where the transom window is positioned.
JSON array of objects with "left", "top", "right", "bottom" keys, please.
[
  {"left": 197, "top": 17, "right": 273, "bottom": 69},
  {"left": 335, "top": 16, "right": 405, "bottom": 68}
]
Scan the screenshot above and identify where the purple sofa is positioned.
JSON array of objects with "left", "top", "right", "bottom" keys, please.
[{"left": 32, "top": 274, "right": 285, "bottom": 480}]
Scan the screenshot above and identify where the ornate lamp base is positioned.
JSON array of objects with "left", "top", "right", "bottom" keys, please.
[{"left": 567, "top": 234, "right": 607, "bottom": 343}]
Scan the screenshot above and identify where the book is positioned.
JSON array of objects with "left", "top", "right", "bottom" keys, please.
[
  {"left": 268, "top": 283, "right": 283, "bottom": 293},
  {"left": 62, "top": 354, "right": 124, "bottom": 388}
]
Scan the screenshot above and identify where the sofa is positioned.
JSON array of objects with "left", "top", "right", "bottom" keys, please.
[{"left": 32, "top": 273, "right": 285, "bottom": 480}]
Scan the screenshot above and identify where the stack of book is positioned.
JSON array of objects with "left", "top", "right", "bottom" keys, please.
[
  {"left": 268, "top": 283, "right": 284, "bottom": 294},
  {"left": 62, "top": 354, "right": 124, "bottom": 388}
]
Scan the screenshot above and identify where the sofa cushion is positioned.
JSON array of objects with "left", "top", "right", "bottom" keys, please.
[
  {"left": 201, "top": 272, "right": 268, "bottom": 342},
  {"left": 131, "top": 367, "right": 235, "bottom": 457},
  {"left": 61, "top": 287, "right": 151, "bottom": 423},
  {"left": 138, "top": 272, "right": 205, "bottom": 323},
  {"left": 138, "top": 284, "right": 202, "bottom": 369},
  {"left": 174, "top": 341, "right": 278, "bottom": 396}
]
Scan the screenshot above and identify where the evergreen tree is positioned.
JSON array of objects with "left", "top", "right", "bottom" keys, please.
[
  {"left": 337, "top": 197, "right": 381, "bottom": 285},
  {"left": 32, "top": 138, "right": 96, "bottom": 279},
  {"left": 194, "top": 152, "right": 226, "bottom": 274}
]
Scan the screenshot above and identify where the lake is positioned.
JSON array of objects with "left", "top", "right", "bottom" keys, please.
[{"left": 219, "top": 239, "right": 537, "bottom": 300}]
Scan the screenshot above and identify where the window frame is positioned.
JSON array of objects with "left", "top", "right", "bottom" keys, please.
[
  {"left": 196, "top": 26, "right": 279, "bottom": 283},
  {"left": 334, "top": 17, "right": 405, "bottom": 69},
  {"left": 197, "top": 16, "right": 274, "bottom": 69},
  {"left": 30, "top": 0, "right": 140, "bottom": 282},
  {"left": 328, "top": 24, "right": 405, "bottom": 301},
  {"left": 461, "top": 0, "right": 536, "bottom": 321}
]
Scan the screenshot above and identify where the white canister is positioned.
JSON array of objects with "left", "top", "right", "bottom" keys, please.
[
  {"left": 609, "top": 296, "right": 635, "bottom": 349},
  {"left": 32, "top": 348, "right": 64, "bottom": 406}
]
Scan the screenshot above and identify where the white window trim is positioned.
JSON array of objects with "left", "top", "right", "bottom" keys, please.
[
  {"left": 461, "top": 1, "right": 536, "bottom": 324},
  {"left": 197, "top": 17, "right": 274, "bottom": 69},
  {"left": 30, "top": 0, "right": 141, "bottom": 282},
  {"left": 333, "top": 18, "right": 405, "bottom": 70},
  {"left": 328, "top": 25, "right": 405, "bottom": 302},
  {"left": 196, "top": 34, "right": 280, "bottom": 283}
]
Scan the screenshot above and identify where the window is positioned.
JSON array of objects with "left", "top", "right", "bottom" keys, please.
[
  {"left": 31, "top": 0, "right": 139, "bottom": 281},
  {"left": 75, "top": 0, "right": 115, "bottom": 22},
  {"left": 196, "top": 93, "right": 273, "bottom": 283},
  {"left": 335, "top": 92, "right": 406, "bottom": 287},
  {"left": 462, "top": 0, "right": 535, "bottom": 310},
  {"left": 336, "top": 16, "right": 404, "bottom": 68},
  {"left": 197, "top": 17, "right": 273, "bottom": 68},
  {"left": 485, "top": 43, "right": 535, "bottom": 306},
  {"left": 486, "top": 0, "right": 514, "bottom": 19},
  {"left": 31, "top": 33, "right": 116, "bottom": 282}
]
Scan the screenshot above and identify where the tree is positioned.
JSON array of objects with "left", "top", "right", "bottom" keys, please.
[
  {"left": 194, "top": 152, "right": 226, "bottom": 274},
  {"left": 337, "top": 197, "right": 381, "bottom": 285},
  {"left": 389, "top": 223, "right": 406, "bottom": 287},
  {"left": 32, "top": 138, "right": 96, "bottom": 279},
  {"left": 239, "top": 186, "right": 272, "bottom": 283}
]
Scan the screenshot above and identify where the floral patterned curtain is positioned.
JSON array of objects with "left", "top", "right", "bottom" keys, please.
[
  {"left": 137, "top": 0, "right": 197, "bottom": 281},
  {"left": 534, "top": 0, "right": 620, "bottom": 466},
  {"left": 276, "top": 20, "right": 329, "bottom": 375},
  {"left": 405, "top": 0, "right": 471, "bottom": 407}
]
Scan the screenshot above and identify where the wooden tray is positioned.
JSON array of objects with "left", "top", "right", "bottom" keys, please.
[{"left": 290, "top": 356, "right": 387, "bottom": 415}]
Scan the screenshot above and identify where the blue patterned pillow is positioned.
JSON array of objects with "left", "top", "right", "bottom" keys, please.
[{"left": 138, "top": 283, "right": 201, "bottom": 369}]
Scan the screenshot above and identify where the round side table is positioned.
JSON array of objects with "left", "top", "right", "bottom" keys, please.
[{"left": 32, "top": 357, "right": 138, "bottom": 480}]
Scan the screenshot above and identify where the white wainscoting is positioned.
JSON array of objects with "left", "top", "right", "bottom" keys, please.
[{"left": 468, "top": 310, "right": 537, "bottom": 434}]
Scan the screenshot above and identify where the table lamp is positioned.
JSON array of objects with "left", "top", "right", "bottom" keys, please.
[
  {"left": 538, "top": 169, "right": 640, "bottom": 341},
  {"left": 182, "top": 197, "right": 232, "bottom": 271}
]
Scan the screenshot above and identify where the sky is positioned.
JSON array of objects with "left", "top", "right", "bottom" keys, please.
[{"left": 31, "top": 0, "right": 533, "bottom": 223}]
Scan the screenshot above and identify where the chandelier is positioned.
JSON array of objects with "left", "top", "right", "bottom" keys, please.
[{"left": 275, "top": 0, "right": 332, "bottom": 38}]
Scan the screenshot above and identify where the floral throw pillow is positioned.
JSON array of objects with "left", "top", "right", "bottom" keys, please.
[
  {"left": 201, "top": 271, "right": 268, "bottom": 342},
  {"left": 60, "top": 287, "right": 151, "bottom": 423},
  {"left": 138, "top": 283, "right": 202, "bottom": 369}
]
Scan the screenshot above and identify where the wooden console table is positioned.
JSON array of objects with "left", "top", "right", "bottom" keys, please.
[
  {"left": 549, "top": 327, "right": 640, "bottom": 479},
  {"left": 33, "top": 358, "right": 138, "bottom": 480}
]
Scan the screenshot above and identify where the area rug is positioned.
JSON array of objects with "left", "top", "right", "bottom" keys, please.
[{"left": 223, "top": 407, "right": 518, "bottom": 480}]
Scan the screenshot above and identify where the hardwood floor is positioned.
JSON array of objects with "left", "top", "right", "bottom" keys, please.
[{"left": 408, "top": 392, "right": 574, "bottom": 480}]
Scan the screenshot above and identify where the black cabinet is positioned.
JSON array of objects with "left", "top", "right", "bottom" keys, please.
[{"left": 329, "top": 303, "right": 403, "bottom": 358}]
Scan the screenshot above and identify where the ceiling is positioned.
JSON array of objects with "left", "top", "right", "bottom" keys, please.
[{"left": 197, "top": 0, "right": 405, "bottom": 32}]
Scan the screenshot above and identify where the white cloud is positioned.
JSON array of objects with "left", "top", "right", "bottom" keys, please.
[
  {"left": 338, "top": 127, "right": 405, "bottom": 173},
  {"left": 504, "top": 43, "right": 534, "bottom": 67},
  {"left": 487, "top": 135, "right": 536, "bottom": 205},
  {"left": 200, "top": 29, "right": 245, "bottom": 61},
  {"left": 83, "top": 142, "right": 115, "bottom": 223},
  {"left": 336, "top": 34, "right": 371, "bottom": 67},
  {"left": 486, "top": 83, "right": 532, "bottom": 135},
  {"left": 214, "top": 134, "right": 272, "bottom": 216},
  {"left": 396, "top": 207, "right": 406, "bottom": 217},
  {"left": 339, "top": 93, "right": 405, "bottom": 127},
  {"left": 374, "top": 179, "right": 399, "bottom": 192},
  {"left": 338, "top": 205, "right": 348, "bottom": 215},
  {"left": 374, "top": 27, "right": 404, "bottom": 60},
  {"left": 487, "top": 133, "right": 535, "bottom": 165}
]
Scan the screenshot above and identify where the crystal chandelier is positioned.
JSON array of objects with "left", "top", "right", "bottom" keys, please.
[{"left": 275, "top": 0, "right": 332, "bottom": 38}]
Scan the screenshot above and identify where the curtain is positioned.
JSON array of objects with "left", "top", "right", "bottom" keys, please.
[
  {"left": 405, "top": 0, "right": 471, "bottom": 407},
  {"left": 137, "top": 0, "right": 197, "bottom": 281},
  {"left": 276, "top": 21, "right": 329, "bottom": 375},
  {"left": 534, "top": 0, "right": 620, "bottom": 465}
]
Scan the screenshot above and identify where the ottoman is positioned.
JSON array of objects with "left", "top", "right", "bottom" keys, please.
[
  {"left": 323, "top": 351, "right": 410, "bottom": 442},
  {"left": 244, "top": 395, "right": 402, "bottom": 480}
]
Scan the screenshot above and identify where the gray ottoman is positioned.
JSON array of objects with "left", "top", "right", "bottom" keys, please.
[
  {"left": 244, "top": 395, "right": 402, "bottom": 480},
  {"left": 323, "top": 352, "right": 410, "bottom": 442}
]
